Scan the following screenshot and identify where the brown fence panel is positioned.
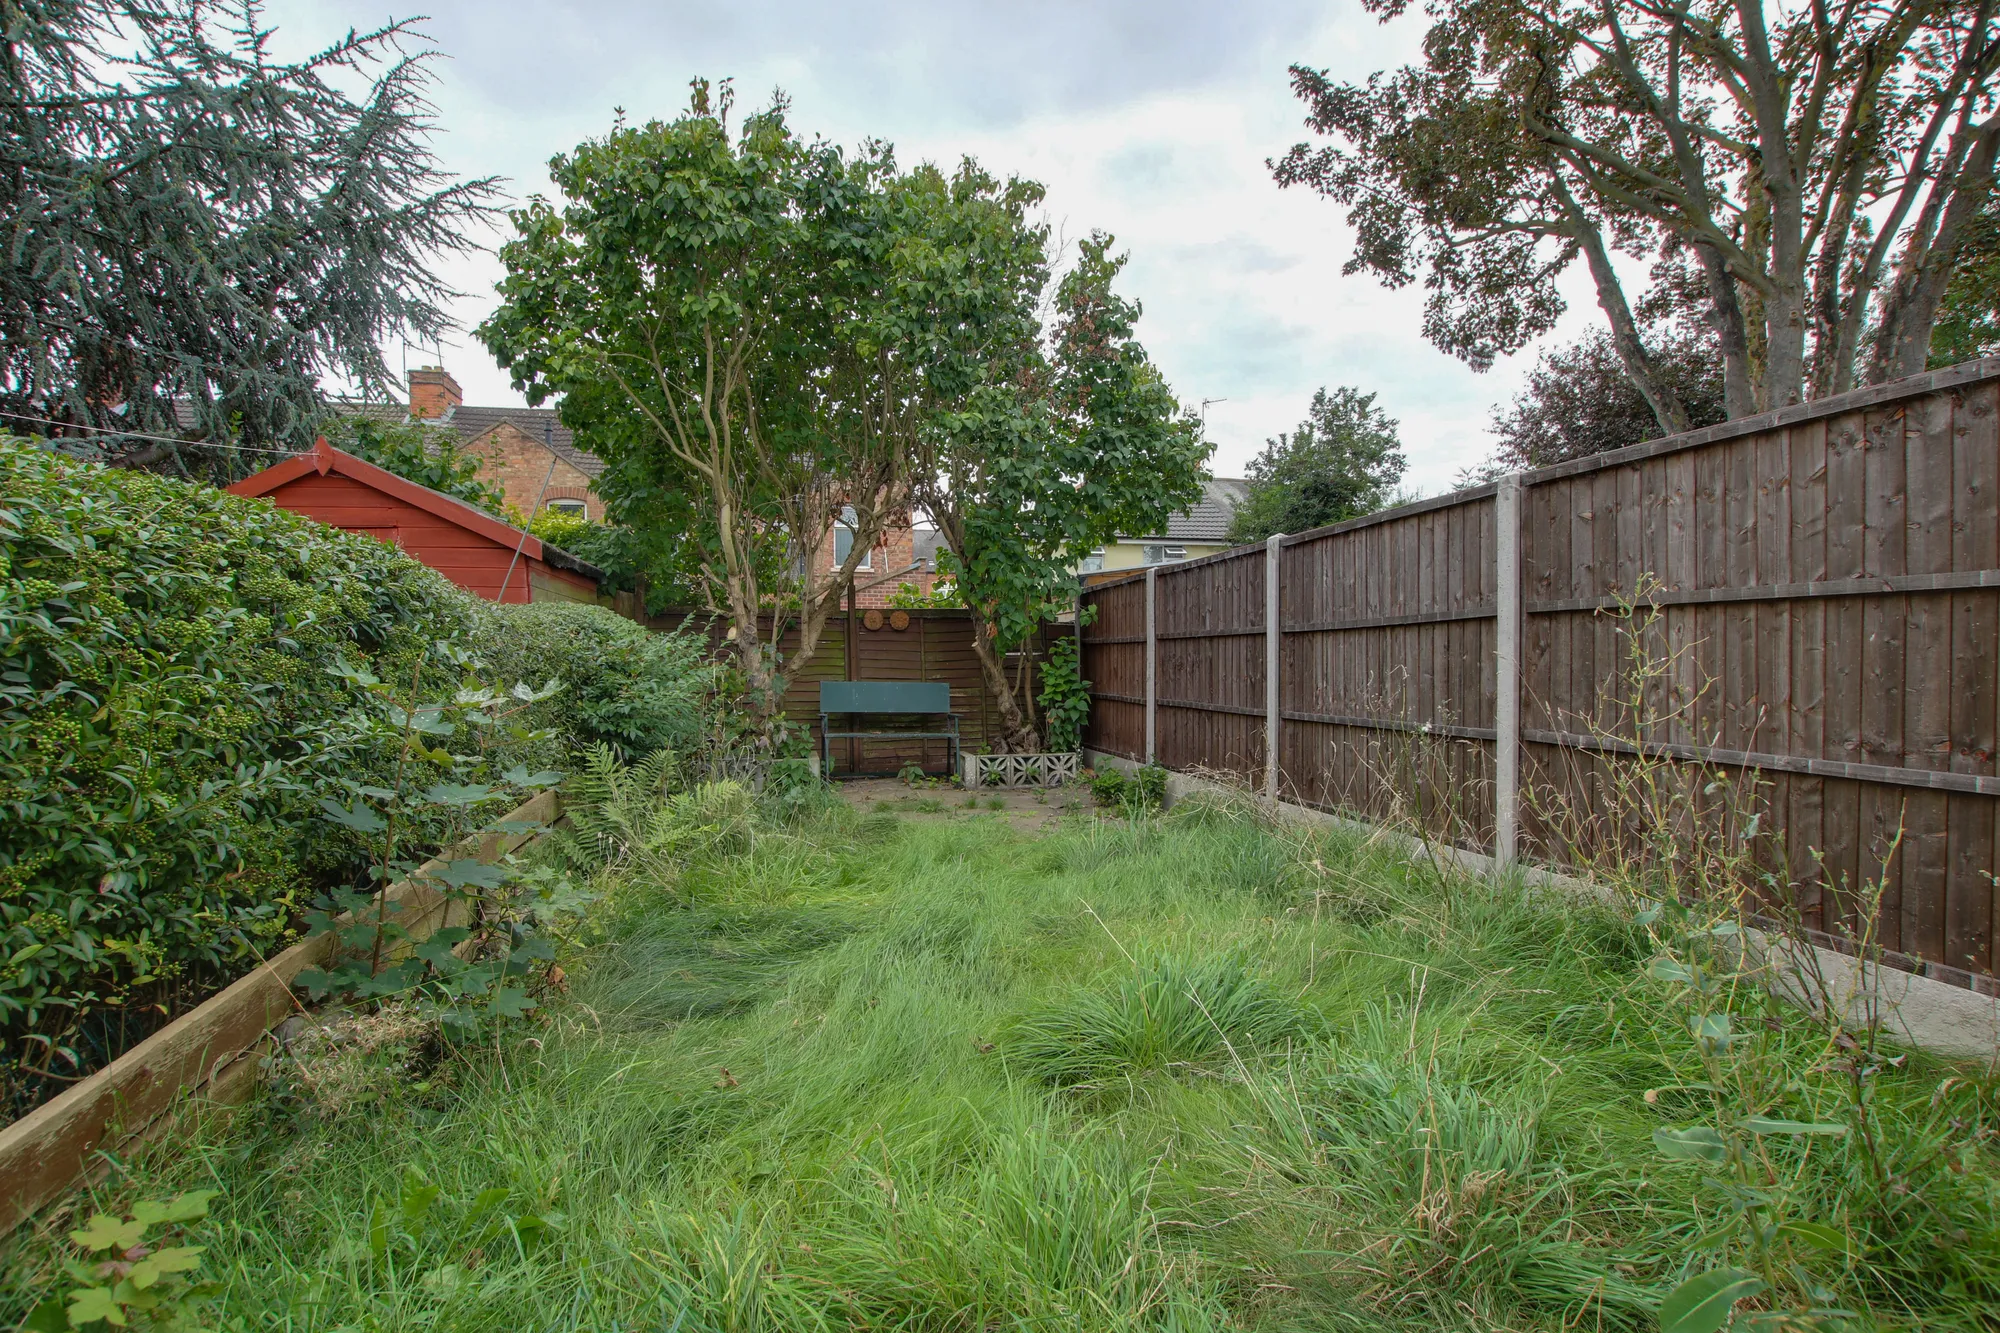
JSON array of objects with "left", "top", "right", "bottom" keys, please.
[
  {"left": 647, "top": 607, "right": 1056, "bottom": 775},
  {"left": 1278, "top": 489, "right": 1499, "bottom": 847},
  {"left": 1080, "top": 357, "right": 2000, "bottom": 991},
  {"left": 1081, "top": 576, "right": 1147, "bottom": 760},
  {"left": 1158, "top": 547, "right": 1267, "bottom": 783}
]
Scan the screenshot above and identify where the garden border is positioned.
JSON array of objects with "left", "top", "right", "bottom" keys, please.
[
  {"left": 0, "top": 789, "right": 560, "bottom": 1239},
  {"left": 1084, "top": 750, "right": 2000, "bottom": 1063}
]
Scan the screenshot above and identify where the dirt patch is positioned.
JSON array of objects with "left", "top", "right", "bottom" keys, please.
[{"left": 836, "top": 777, "right": 1090, "bottom": 832}]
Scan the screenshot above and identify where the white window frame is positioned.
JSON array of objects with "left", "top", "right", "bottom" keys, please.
[
  {"left": 545, "top": 498, "right": 587, "bottom": 517},
  {"left": 834, "top": 517, "right": 872, "bottom": 571}
]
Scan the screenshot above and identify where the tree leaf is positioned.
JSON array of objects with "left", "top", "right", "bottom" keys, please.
[
  {"left": 1658, "top": 1268, "right": 1766, "bottom": 1333},
  {"left": 65, "top": 1285, "right": 126, "bottom": 1327},
  {"left": 420, "top": 782, "right": 497, "bottom": 807},
  {"left": 1647, "top": 957, "right": 1694, "bottom": 983},
  {"left": 317, "top": 798, "right": 386, "bottom": 832},
  {"left": 125, "top": 1245, "right": 203, "bottom": 1290},
  {"left": 70, "top": 1213, "right": 146, "bottom": 1252},
  {"left": 20, "top": 1298, "right": 68, "bottom": 1333},
  {"left": 432, "top": 859, "right": 509, "bottom": 892}
]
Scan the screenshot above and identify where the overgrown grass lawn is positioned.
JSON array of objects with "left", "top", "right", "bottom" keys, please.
[{"left": 8, "top": 797, "right": 1998, "bottom": 1330}]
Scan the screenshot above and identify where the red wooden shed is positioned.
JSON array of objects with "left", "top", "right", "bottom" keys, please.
[{"left": 227, "top": 438, "right": 604, "bottom": 604}]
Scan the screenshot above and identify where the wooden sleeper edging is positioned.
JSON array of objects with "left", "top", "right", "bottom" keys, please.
[{"left": 0, "top": 788, "right": 560, "bottom": 1239}]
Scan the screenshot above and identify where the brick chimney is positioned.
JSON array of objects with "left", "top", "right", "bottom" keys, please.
[{"left": 408, "top": 366, "right": 462, "bottom": 420}]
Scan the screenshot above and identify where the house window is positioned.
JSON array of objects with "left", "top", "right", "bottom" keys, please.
[
  {"left": 545, "top": 498, "right": 587, "bottom": 516},
  {"left": 1164, "top": 545, "right": 1187, "bottom": 561},
  {"left": 1142, "top": 544, "right": 1188, "bottom": 566},
  {"left": 834, "top": 515, "right": 872, "bottom": 570},
  {"left": 1079, "top": 547, "right": 1105, "bottom": 574}
]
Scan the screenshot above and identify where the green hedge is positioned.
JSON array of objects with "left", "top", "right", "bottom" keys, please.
[
  {"left": 0, "top": 441, "right": 476, "bottom": 1112},
  {"left": 471, "top": 601, "right": 718, "bottom": 763}
]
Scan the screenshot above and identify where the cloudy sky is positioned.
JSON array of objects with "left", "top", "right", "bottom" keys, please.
[{"left": 270, "top": 0, "right": 1599, "bottom": 493}]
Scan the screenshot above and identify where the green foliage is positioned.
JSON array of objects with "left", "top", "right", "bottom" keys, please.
[
  {"left": 1227, "top": 386, "right": 1405, "bottom": 542},
  {"left": 1085, "top": 763, "right": 1166, "bottom": 815},
  {"left": 22, "top": 1190, "right": 218, "bottom": 1331},
  {"left": 322, "top": 416, "right": 509, "bottom": 516},
  {"left": 1036, "top": 635, "right": 1090, "bottom": 754},
  {"left": 0, "top": 439, "right": 476, "bottom": 1114},
  {"left": 479, "top": 81, "right": 912, "bottom": 724},
  {"left": 885, "top": 578, "right": 963, "bottom": 609},
  {"left": 2, "top": 2, "right": 496, "bottom": 472},
  {"left": 1274, "top": 0, "right": 2000, "bottom": 415},
  {"left": 1006, "top": 953, "right": 1311, "bottom": 1087},
  {"left": 289, "top": 656, "right": 579, "bottom": 1041},
  {"left": 924, "top": 229, "right": 1209, "bottom": 660},
  {"left": 471, "top": 602, "right": 719, "bottom": 761},
  {"left": 1487, "top": 328, "right": 1728, "bottom": 472},
  {"left": 13, "top": 809, "right": 1998, "bottom": 1331},
  {"left": 522, "top": 510, "right": 705, "bottom": 611},
  {"left": 555, "top": 744, "right": 755, "bottom": 882},
  {"left": 1931, "top": 197, "right": 2000, "bottom": 368}
]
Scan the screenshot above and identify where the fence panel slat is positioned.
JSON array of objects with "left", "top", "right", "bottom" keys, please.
[{"left": 1081, "top": 359, "right": 2000, "bottom": 992}]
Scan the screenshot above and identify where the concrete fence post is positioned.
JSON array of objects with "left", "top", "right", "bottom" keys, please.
[
  {"left": 1494, "top": 475, "right": 1523, "bottom": 868},
  {"left": 1265, "top": 534, "right": 1283, "bottom": 799},
  {"left": 1144, "top": 566, "right": 1158, "bottom": 765}
]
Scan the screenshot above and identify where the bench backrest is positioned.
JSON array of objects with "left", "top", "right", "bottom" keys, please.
[{"left": 820, "top": 680, "right": 952, "bottom": 714}]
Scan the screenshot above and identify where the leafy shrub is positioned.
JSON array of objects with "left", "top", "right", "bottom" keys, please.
[
  {"left": 1036, "top": 634, "right": 1089, "bottom": 753},
  {"left": 0, "top": 440, "right": 476, "bottom": 1112},
  {"left": 885, "top": 578, "right": 963, "bottom": 609},
  {"left": 1085, "top": 763, "right": 1167, "bottom": 815},
  {"left": 522, "top": 508, "right": 706, "bottom": 610},
  {"left": 21, "top": 1189, "right": 220, "bottom": 1331},
  {"left": 471, "top": 601, "right": 718, "bottom": 761}
]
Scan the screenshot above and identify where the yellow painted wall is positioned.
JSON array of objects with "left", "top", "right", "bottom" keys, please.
[{"left": 1095, "top": 539, "right": 1234, "bottom": 572}]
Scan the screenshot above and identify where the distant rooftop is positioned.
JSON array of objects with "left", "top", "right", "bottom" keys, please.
[
  {"left": 1120, "top": 477, "right": 1247, "bottom": 543},
  {"left": 339, "top": 399, "right": 605, "bottom": 480}
]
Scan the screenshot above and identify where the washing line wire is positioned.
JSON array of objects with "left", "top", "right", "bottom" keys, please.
[{"left": 0, "top": 410, "right": 306, "bottom": 456}]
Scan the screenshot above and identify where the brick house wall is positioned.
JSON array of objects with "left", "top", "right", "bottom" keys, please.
[
  {"left": 399, "top": 367, "right": 607, "bottom": 521},
  {"left": 462, "top": 420, "right": 606, "bottom": 521},
  {"left": 813, "top": 522, "right": 943, "bottom": 609}
]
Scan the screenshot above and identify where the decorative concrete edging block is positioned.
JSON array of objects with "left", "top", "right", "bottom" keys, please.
[{"left": 961, "top": 752, "right": 1081, "bottom": 788}]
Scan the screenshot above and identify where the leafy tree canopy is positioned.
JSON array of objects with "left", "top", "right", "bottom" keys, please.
[
  {"left": 1488, "top": 328, "right": 1727, "bottom": 472},
  {"left": 2, "top": 1, "right": 496, "bottom": 474},
  {"left": 481, "top": 82, "right": 916, "bottom": 729},
  {"left": 1275, "top": 0, "right": 2000, "bottom": 430},
  {"left": 1227, "top": 387, "right": 1405, "bottom": 542},
  {"left": 1932, "top": 197, "right": 2000, "bottom": 368},
  {"left": 324, "top": 417, "right": 509, "bottom": 517},
  {"left": 897, "top": 178, "right": 1209, "bottom": 749}
]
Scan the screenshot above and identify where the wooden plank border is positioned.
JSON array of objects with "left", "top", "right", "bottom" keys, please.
[{"left": 0, "top": 790, "right": 560, "bottom": 1239}]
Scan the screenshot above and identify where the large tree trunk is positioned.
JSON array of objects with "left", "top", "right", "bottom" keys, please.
[
  {"left": 1870, "top": 117, "right": 2000, "bottom": 381},
  {"left": 1694, "top": 243, "right": 1761, "bottom": 418},
  {"left": 1565, "top": 191, "right": 1693, "bottom": 436},
  {"left": 966, "top": 603, "right": 1041, "bottom": 754}
]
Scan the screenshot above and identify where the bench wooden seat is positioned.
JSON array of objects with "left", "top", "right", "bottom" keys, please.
[{"left": 820, "top": 680, "right": 959, "bottom": 777}]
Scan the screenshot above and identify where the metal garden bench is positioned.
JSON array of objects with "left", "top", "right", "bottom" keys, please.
[{"left": 819, "top": 680, "right": 959, "bottom": 778}]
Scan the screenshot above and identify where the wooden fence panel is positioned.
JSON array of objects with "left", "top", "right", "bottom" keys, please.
[
  {"left": 647, "top": 608, "right": 1058, "bottom": 775},
  {"left": 1158, "top": 549, "right": 1265, "bottom": 782},
  {"left": 1083, "top": 358, "right": 2000, "bottom": 993},
  {"left": 1082, "top": 577, "right": 1147, "bottom": 760}
]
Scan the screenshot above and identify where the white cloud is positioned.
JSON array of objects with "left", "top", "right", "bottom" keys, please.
[{"left": 267, "top": 0, "right": 1604, "bottom": 492}]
